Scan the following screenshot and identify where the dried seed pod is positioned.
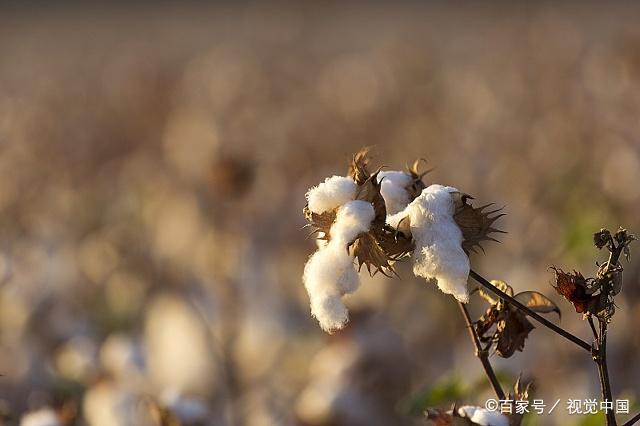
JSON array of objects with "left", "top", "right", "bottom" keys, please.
[
  {"left": 550, "top": 267, "right": 599, "bottom": 314},
  {"left": 593, "top": 228, "right": 612, "bottom": 250},
  {"left": 451, "top": 192, "right": 505, "bottom": 254}
]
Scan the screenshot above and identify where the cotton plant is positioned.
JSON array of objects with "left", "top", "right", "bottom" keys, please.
[
  {"left": 301, "top": 148, "right": 638, "bottom": 426},
  {"left": 303, "top": 148, "right": 503, "bottom": 331}
]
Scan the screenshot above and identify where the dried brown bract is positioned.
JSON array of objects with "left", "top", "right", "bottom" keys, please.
[
  {"left": 451, "top": 193, "right": 506, "bottom": 255},
  {"left": 348, "top": 146, "right": 372, "bottom": 185},
  {"left": 348, "top": 151, "right": 414, "bottom": 275},
  {"left": 405, "top": 158, "right": 429, "bottom": 201}
]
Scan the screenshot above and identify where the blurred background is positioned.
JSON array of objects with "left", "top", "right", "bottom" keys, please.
[{"left": 0, "top": 2, "right": 639, "bottom": 425}]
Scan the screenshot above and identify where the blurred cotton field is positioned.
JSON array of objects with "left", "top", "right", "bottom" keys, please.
[{"left": 1, "top": 2, "right": 640, "bottom": 425}]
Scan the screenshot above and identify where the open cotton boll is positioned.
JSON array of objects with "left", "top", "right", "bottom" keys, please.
[
  {"left": 306, "top": 176, "right": 357, "bottom": 214},
  {"left": 330, "top": 200, "right": 376, "bottom": 243},
  {"left": 303, "top": 200, "right": 375, "bottom": 332},
  {"left": 458, "top": 406, "right": 509, "bottom": 426},
  {"left": 377, "top": 171, "right": 412, "bottom": 215},
  {"left": 395, "top": 184, "right": 471, "bottom": 303}
]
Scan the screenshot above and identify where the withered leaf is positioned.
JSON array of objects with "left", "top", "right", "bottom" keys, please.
[
  {"left": 494, "top": 309, "right": 535, "bottom": 358},
  {"left": 513, "top": 291, "right": 561, "bottom": 318},
  {"left": 451, "top": 192, "right": 505, "bottom": 255},
  {"left": 478, "top": 279, "right": 514, "bottom": 305},
  {"left": 477, "top": 280, "right": 559, "bottom": 358}
]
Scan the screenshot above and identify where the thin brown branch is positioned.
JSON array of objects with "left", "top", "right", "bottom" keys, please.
[
  {"left": 594, "top": 241, "right": 623, "bottom": 426},
  {"left": 469, "top": 269, "right": 592, "bottom": 352},
  {"left": 623, "top": 411, "right": 640, "bottom": 426},
  {"left": 457, "top": 300, "right": 505, "bottom": 400}
]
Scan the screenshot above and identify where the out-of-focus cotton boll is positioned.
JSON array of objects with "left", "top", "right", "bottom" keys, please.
[
  {"left": 161, "top": 388, "right": 209, "bottom": 424},
  {"left": 303, "top": 200, "right": 374, "bottom": 332},
  {"left": 377, "top": 171, "right": 412, "bottom": 215},
  {"left": 458, "top": 406, "right": 509, "bottom": 426},
  {"left": 306, "top": 176, "right": 356, "bottom": 214},
  {"left": 392, "top": 184, "right": 470, "bottom": 302},
  {"left": 144, "top": 295, "right": 217, "bottom": 396},
  {"left": 296, "top": 315, "right": 410, "bottom": 426},
  {"left": 54, "top": 336, "right": 98, "bottom": 383},
  {"left": 20, "top": 408, "right": 60, "bottom": 426},
  {"left": 83, "top": 382, "right": 141, "bottom": 426},
  {"left": 100, "top": 333, "right": 145, "bottom": 385}
]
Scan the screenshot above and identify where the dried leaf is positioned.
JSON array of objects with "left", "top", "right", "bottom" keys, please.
[
  {"left": 477, "top": 281, "right": 558, "bottom": 358},
  {"left": 494, "top": 309, "right": 535, "bottom": 358},
  {"left": 478, "top": 279, "right": 513, "bottom": 305},
  {"left": 513, "top": 291, "right": 561, "bottom": 317},
  {"left": 451, "top": 192, "right": 505, "bottom": 255}
]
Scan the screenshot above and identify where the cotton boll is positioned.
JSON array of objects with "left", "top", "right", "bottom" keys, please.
[
  {"left": 304, "top": 248, "right": 356, "bottom": 332},
  {"left": 310, "top": 295, "right": 349, "bottom": 333},
  {"left": 303, "top": 200, "right": 375, "bottom": 332},
  {"left": 330, "top": 200, "right": 375, "bottom": 244},
  {"left": 20, "top": 408, "right": 60, "bottom": 426},
  {"left": 377, "top": 171, "right": 412, "bottom": 215},
  {"left": 306, "top": 176, "right": 356, "bottom": 214},
  {"left": 396, "top": 184, "right": 471, "bottom": 303},
  {"left": 83, "top": 382, "right": 140, "bottom": 426},
  {"left": 458, "top": 406, "right": 509, "bottom": 426},
  {"left": 303, "top": 245, "right": 359, "bottom": 296}
]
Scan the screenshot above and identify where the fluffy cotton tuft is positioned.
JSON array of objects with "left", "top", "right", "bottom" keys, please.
[
  {"left": 303, "top": 200, "right": 375, "bottom": 332},
  {"left": 458, "top": 406, "right": 509, "bottom": 426},
  {"left": 20, "top": 408, "right": 61, "bottom": 426},
  {"left": 377, "top": 171, "right": 412, "bottom": 215},
  {"left": 392, "top": 184, "right": 470, "bottom": 302},
  {"left": 306, "top": 176, "right": 357, "bottom": 214}
]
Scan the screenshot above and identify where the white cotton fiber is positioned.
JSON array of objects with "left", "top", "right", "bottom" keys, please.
[
  {"left": 331, "top": 200, "right": 376, "bottom": 243},
  {"left": 377, "top": 171, "right": 412, "bottom": 215},
  {"left": 303, "top": 200, "right": 375, "bottom": 332},
  {"left": 458, "top": 406, "right": 509, "bottom": 426},
  {"left": 393, "top": 184, "right": 471, "bottom": 303},
  {"left": 306, "top": 176, "right": 357, "bottom": 214},
  {"left": 20, "top": 408, "right": 60, "bottom": 426}
]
